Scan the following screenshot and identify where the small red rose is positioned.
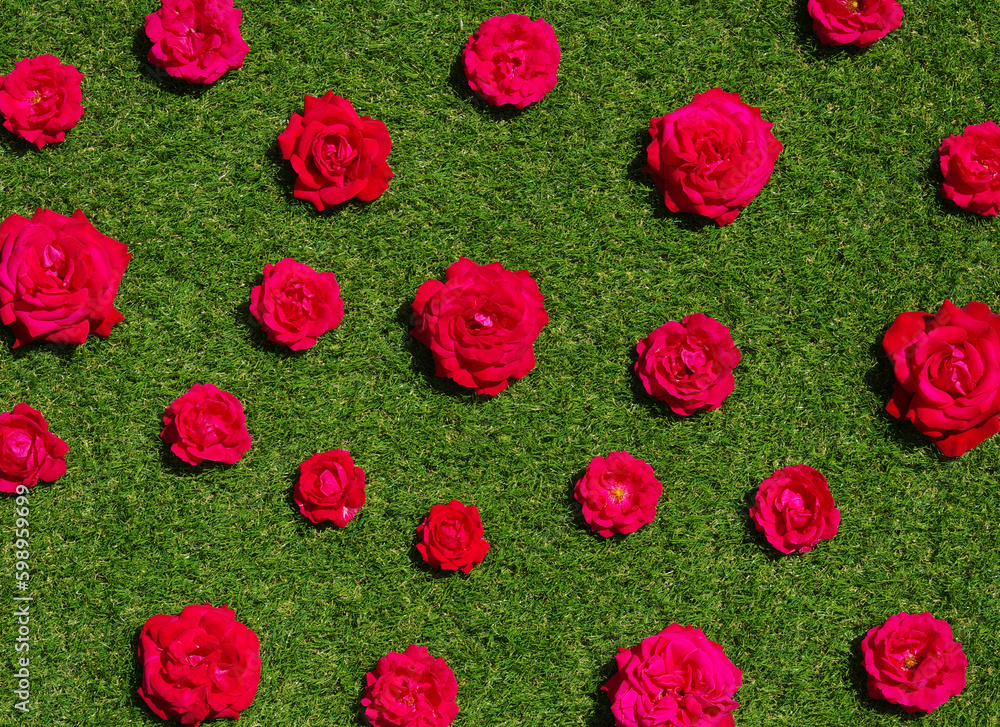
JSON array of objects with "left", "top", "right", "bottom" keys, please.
[
  {"left": 160, "top": 383, "right": 252, "bottom": 465},
  {"left": 250, "top": 258, "right": 344, "bottom": 350},
  {"left": 939, "top": 120, "right": 1000, "bottom": 216},
  {"left": 0, "top": 403, "right": 68, "bottom": 493},
  {"left": 362, "top": 644, "right": 458, "bottom": 727},
  {"left": 145, "top": 0, "right": 250, "bottom": 84},
  {"left": 0, "top": 55, "right": 83, "bottom": 148},
  {"left": 293, "top": 449, "right": 365, "bottom": 526},
  {"left": 462, "top": 14, "right": 560, "bottom": 108},
  {"left": 574, "top": 451, "right": 663, "bottom": 537},
  {"left": 749, "top": 464, "right": 840, "bottom": 554},
  {"left": 808, "top": 0, "right": 904, "bottom": 48},
  {"left": 416, "top": 500, "right": 490, "bottom": 574}
]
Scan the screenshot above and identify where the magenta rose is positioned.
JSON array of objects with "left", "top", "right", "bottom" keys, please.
[
  {"left": 808, "top": 0, "right": 904, "bottom": 48},
  {"left": 145, "top": 0, "right": 250, "bottom": 84},
  {"left": 749, "top": 465, "right": 840, "bottom": 554},
  {"left": 160, "top": 383, "right": 252, "bottom": 465},
  {"left": 862, "top": 612, "right": 967, "bottom": 713},
  {"left": 138, "top": 603, "right": 260, "bottom": 727},
  {"left": 0, "top": 403, "right": 68, "bottom": 493},
  {"left": 574, "top": 451, "right": 663, "bottom": 537},
  {"left": 293, "top": 449, "right": 365, "bottom": 526},
  {"left": 0, "top": 55, "right": 83, "bottom": 148},
  {"left": 249, "top": 258, "right": 344, "bottom": 350},
  {"left": 412, "top": 257, "right": 548, "bottom": 395},
  {"left": 277, "top": 92, "right": 393, "bottom": 210},
  {"left": 602, "top": 623, "right": 742, "bottom": 727},
  {"left": 883, "top": 299, "right": 1000, "bottom": 456},
  {"left": 644, "top": 88, "right": 782, "bottom": 226},
  {"left": 635, "top": 313, "right": 741, "bottom": 415},
  {"left": 462, "top": 14, "right": 560, "bottom": 108},
  {"left": 362, "top": 644, "right": 458, "bottom": 727},
  {"left": 0, "top": 208, "right": 131, "bottom": 348},
  {"left": 416, "top": 500, "right": 491, "bottom": 574},
  {"left": 939, "top": 120, "right": 1000, "bottom": 216}
]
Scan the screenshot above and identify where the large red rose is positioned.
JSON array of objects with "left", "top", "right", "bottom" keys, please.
[
  {"left": 293, "top": 449, "right": 365, "bottom": 526},
  {"left": 602, "top": 623, "right": 742, "bottom": 727},
  {"left": 0, "top": 403, "right": 68, "bottom": 493},
  {"left": 277, "top": 92, "right": 393, "bottom": 211},
  {"left": 462, "top": 14, "right": 560, "bottom": 108},
  {"left": 249, "top": 258, "right": 344, "bottom": 350},
  {"left": 862, "top": 612, "right": 966, "bottom": 713},
  {"left": 362, "top": 644, "right": 458, "bottom": 727},
  {"left": 0, "top": 55, "right": 83, "bottom": 148},
  {"left": 0, "top": 208, "right": 131, "bottom": 348},
  {"left": 939, "top": 120, "right": 1000, "bottom": 216},
  {"left": 574, "top": 451, "right": 663, "bottom": 537},
  {"left": 416, "top": 500, "right": 490, "bottom": 574},
  {"left": 160, "top": 383, "right": 252, "bottom": 465},
  {"left": 883, "top": 299, "right": 1000, "bottom": 456},
  {"left": 145, "top": 0, "right": 250, "bottom": 84},
  {"left": 808, "top": 0, "right": 904, "bottom": 48},
  {"left": 644, "top": 89, "right": 782, "bottom": 226},
  {"left": 748, "top": 465, "right": 840, "bottom": 554},
  {"left": 412, "top": 258, "right": 548, "bottom": 395},
  {"left": 138, "top": 603, "right": 260, "bottom": 727}
]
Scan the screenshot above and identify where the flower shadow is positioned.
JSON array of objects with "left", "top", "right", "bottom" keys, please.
[
  {"left": 446, "top": 53, "right": 532, "bottom": 123},
  {"left": 923, "top": 152, "right": 998, "bottom": 222},
  {"left": 264, "top": 137, "right": 376, "bottom": 216},
  {"left": 738, "top": 487, "right": 785, "bottom": 562},
  {"left": 127, "top": 624, "right": 161, "bottom": 722},
  {"left": 564, "top": 467, "right": 631, "bottom": 542},
  {"left": 846, "top": 631, "right": 924, "bottom": 719},
  {"left": 158, "top": 434, "right": 234, "bottom": 478},
  {"left": 583, "top": 654, "right": 620, "bottom": 727},
  {"left": 231, "top": 297, "right": 308, "bottom": 357},
  {"left": 406, "top": 539, "right": 468, "bottom": 580},
  {"left": 791, "top": 1, "right": 868, "bottom": 61},
  {"left": 131, "top": 27, "right": 214, "bottom": 97},
  {"left": 0, "top": 127, "right": 41, "bottom": 157},
  {"left": 626, "top": 346, "right": 689, "bottom": 422}
]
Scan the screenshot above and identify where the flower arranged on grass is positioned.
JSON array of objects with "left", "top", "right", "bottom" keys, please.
[
  {"left": 0, "top": 55, "right": 83, "bottom": 148},
  {"left": 602, "top": 623, "right": 742, "bottom": 727},
  {"left": 862, "top": 612, "right": 967, "bottom": 713},
  {"left": 462, "top": 14, "right": 560, "bottom": 108},
  {"left": 138, "top": 603, "right": 261, "bottom": 727},
  {"left": 939, "top": 120, "right": 1000, "bottom": 216},
  {"left": 0, "top": 404, "right": 68, "bottom": 493},
  {"left": 144, "top": 0, "right": 250, "bottom": 84},
  {"left": 249, "top": 258, "right": 344, "bottom": 350},
  {"left": 574, "top": 451, "right": 663, "bottom": 537},
  {"left": 278, "top": 92, "right": 392, "bottom": 210},
  {"left": 635, "top": 313, "right": 741, "bottom": 415},
  {"left": 412, "top": 257, "right": 548, "bottom": 395},
  {"left": 160, "top": 383, "right": 252, "bottom": 465},
  {"left": 749, "top": 465, "right": 840, "bottom": 554},
  {"left": 883, "top": 299, "right": 1000, "bottom": 456},
  {"left": 362, "top": 644, "right": 458, "bottom": 727},
  {"left": 644, "top": 88, "right": 782, "bottom": 226},
  {"left": 293, "top": 449, "right": 365, "bottom": 526},
  {"left": 416, "top": 500, "right": 490, "bottom": 574},
  {"left": 808, "top": 0, "right": 904, "bottom": 48},
  {"left": 0, "top": 208, "right": 131, "bottom": 347}
]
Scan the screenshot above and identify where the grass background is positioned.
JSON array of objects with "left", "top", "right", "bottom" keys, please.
[{"left": 2, "top": 0, "right": 999, "bottom": 725}]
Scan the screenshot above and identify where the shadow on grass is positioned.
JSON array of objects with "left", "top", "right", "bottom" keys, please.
[
  {"left": 0, "top": 127, "right": 42, "bottom": 157},
  {"left": 563, "top": 466, "right": 644, "bottom": 543},
  {"left": 790, "top": 1, "right": 868, "bottom": 62},
  {"left": 846, "top": 631, "right": 924, "bottom": 719},
  {"left": 231, "top": 297, "right": 312, "bottom": 357},
  {"left": 127, "top": 624, "right": 160, "bottom": 723},
  {"left": 445, "top": 53, "right": 533, "bottom": 123},
  {"left": 131, "top": 27, "right": 219, "bottom": 97},
  {"left": 583, "top": 655, "right": 620, "bottom": 727},
  {"left": 158, "top": 434, "right": 238, "bottom": 479},
  {"left": 922, "top": 152, "right": 998, "bottom": 222},
  {"left": 264, "top": 137, "right": 379, "bottom": 216},
  {"left": 738, "top": 487, "right": 785, "bottom": 562},
  {"left": 626, "top": 345, "right": 689, "bottom": 422}
]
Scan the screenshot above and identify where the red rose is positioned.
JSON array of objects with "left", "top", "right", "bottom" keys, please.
[
  {"left": 861, "top": 612, "right": 966, "bottom": 713},
  {"left": 883, "top": 299, "right": 1000, "bottom": 456},
  {"left": 138, "top": 603, "right": 261, "bottom": 727},
  {"left": 462, "top": 14, "right": 560, "bottom": 108},
  {"left": 644, "top": 89, "right": 782, "bottom": 226},
  {"left": 160, "top": 383, "right": 252, "bottom": 465},
  {"left": 249, "top": 258, "right": 344, "bottom": 350},
  {"left": 0, "top": 55, "right": 83, "bottom": 149},
  {"left": 748, "top": 465, "right": 840, "bottom": 554},
  {"left": 144, "top": 0, "right": 250, "bottom": 84},
  {"left": 362, "top": 644, "right": 458, "bottom": 727},
  {"left": 635, "top": 313, "right": 741, "bottom": 415},
  {"left": 602, "top": 623, "right": 742, "bottom": 727},
  {"left": 808, "top": 0, "right": 904, "bottom": 48},
  {"left": 416, "top": 500, "right": 490, "bottom": 574},
  {"left": 293, "top": 449, "right": 365, "bottom": 526},
  {"left": 0, "top": 403, "right": 68, "bottom": 493},
  {"left": 939, "top": 120, "right": 1000, "bottom": 216},
  {"left": 277, "top": 92, "right": 393, "bottom": 211},
  {"left": 411, "top": 258, "right": 548, "bottom": 396},
  {"left": 574, "top": 451, "right": 663, "bottom": 537},
  {"left": 0, "top": 208, "right": 131, "bottom": 348}
]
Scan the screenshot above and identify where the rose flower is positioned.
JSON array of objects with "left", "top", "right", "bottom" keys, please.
[
  {"left": 144, "top": 0, "right": 250, "bottom": 84},
  {"left": 939, "top": 120, "right": 1000, "bottom": 216},
  {"left": 250, "top": 258, "right": 344, "bottom": 350},
  {"left": 160, "top": 383, "right": 252, "bottom": 465},
  {"left": 462, "top": 14, "right": 560, "bottom": 108},
  {"left": 416, "top": 500, "right": 490, "bottom": 574},
  {"left": 0, "top": 403, "right": 68, "bottom": 492},
  {"left": 362, "top": 644, "right": 458, "bottom": 727},
  {"left": 749, "top": 464, "right": 840, "bottom": 554},
  {"left": 293, "top": 449, "right": 365, "bottom": 526},
  {"left": 0, "top": 54, "right": 83, "bottom": 148},
  {"left": 574, "top": 451, "right": 663, "bottom": 537},
  {"left": 808, "top": 0, "right": 904, "bottom": 48}
]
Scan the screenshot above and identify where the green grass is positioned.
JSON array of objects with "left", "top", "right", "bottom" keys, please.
[{"left": 1, "top": 0, "right": 999, "bottom": 725}]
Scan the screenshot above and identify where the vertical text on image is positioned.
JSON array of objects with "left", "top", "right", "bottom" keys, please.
[{"left": 12, "top": 484, "right": 31, "bottom": 713}]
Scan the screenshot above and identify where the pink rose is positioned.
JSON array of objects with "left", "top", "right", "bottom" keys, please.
[
  {"left": 0, "top": 55, "right": 83, "bottom": 148},
  {"left": 748, "top": 465, "right": 840, "bottom": 554},
  {"left": 462, "top": 14, "right": 560, "bottom": 108},
  {"left": 416, "top": 500, "right": 490, "bottom": 574},
  {"left": 277, "top": 92, "right": 393, "bottom": 210},
  {"left": 602, "top": 623, "right": 742, "bottom": 727},
  {"left": 883, "top": 299, "right": 1000, "bottom": 456},
  {"left": 160, "top": 383, "right": 252, "bottom": 465},
  {"left": 574, "top": 451, "right": 663, "bottom": 537},
  {"left": 808, "top": 0, "right": 904, "bottom": 48},
  {"left": 293, "top": 449, "right": 365, "bottom": 526},
  {"left": 939, "top": 120, "right": 1000, "bottom": 216},
  {"left": 635, "top": 313, "right": 741, "bottom": 415},
  {"left": 0, "top": 208, "right": 131, "bottom": 348},
  {"left": 411, "top": 258, "right": 548, "bottom": 395},
  {"left": 249, "top": 258, "right": 344, "bottom": 350},
  {"left": 644, "top": 89, "right": 782, "bottom": 226},
  {"left": 138, "top": 603, "right": 261, "bottom": 727},
  {"left": 0, "top": 403, "right": 68, "bottom": 492},
  {"left": 862, "top": 612, "right": 967, "bottom": 713},
  {"left": 362, "top": 644, "right": 458, "bottom": 727},
  {"left": 145, "top": 0, "right": 250, "bottom": 84}
]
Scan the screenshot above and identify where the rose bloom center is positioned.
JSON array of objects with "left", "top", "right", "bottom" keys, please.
[
  {"left": 2, "top": 431, "right": 33, "bottom": 464},
  {"left": 317, "top": 132, "right": 357, "bottom": 176}
]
